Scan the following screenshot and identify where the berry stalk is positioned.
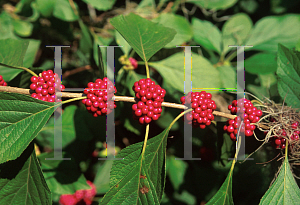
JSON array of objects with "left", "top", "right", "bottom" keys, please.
[{"left": 0, "top": 63, "right": 38, "bottom": 77}]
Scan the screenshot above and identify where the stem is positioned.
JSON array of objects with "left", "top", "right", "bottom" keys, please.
[
  {"left": 145, "top": 61, "right": 150, "bottom": 78},
  {"left": 68, "top": 0, "right": 78, "bottom": 16},
  {"left": 285, "top": 139, "right": 288, "bottom": 158},
  {"left": 141, "top": 124, "right": 150, "bottom": 161},
  {"left": 230, "top": 133, "right": 241, "bottom": 169},
  {"left": 0, "top": 86, "right": 271, "bottom": 128},
  {"left": 0, "top": 63, "right": 38, "bottom": 77},
  {"left": 219, "top": 52, "right": 225, "bottom": 63},
  {"left": 62, "top": 65, "right": 91, "bottom": 79},
  {"left": 169, "top": 108, "right": 193, "bottom": 129},
  {"left": 62, "top": 96, "right": 86, "bottom": 104},
  {"left": 225, "top": 51, "right": 237, "bottom": 62},
  {"left": 129, "top": 49, "right": 135, "bottom": 58},
  {"left": 137, "top": 61, "right": 145, "bottom": 65}
]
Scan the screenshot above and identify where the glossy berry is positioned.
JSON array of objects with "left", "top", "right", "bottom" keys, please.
[
  {"left": 0, "top": 75, "right": 7, "bottom": 86},
  {"left": 82, "top": 77, "right": 117, "bottom": 117},
  {"left": 132, "top": 78, "right": 165, "bottom": 125},
  {"left": 224, "top": 98, "right": 263, "bottom": 141},
  {"left": 269, "top": 120, "right": 300, "bottom": 150},
  {"left": 129, "top": 57, "right": 138, "bottom": 69},
  {"left": 29, "top": 70, "right": 65, "bottom": 102},
  {"left": 180, "top": 91, "right": 217, "bottom": 129}
]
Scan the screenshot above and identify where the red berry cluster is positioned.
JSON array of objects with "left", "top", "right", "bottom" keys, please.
[
  {"left": 180, "top": 91, "right": 217, "bottom": 129},
  {"left": 59, "top": 180, "right": 96, "bottom": 205},
  {"left": 30, "top": 70, "right": 65, "bottom": 102},
  {"left": 224, "top": 99, "right": 263, "bottom": 141},
  {"left": 270, "top": 121, "right": 299, "bottom": 149},
  {"left": 132, "top": 78, "right": 166, "bottom": 125},
  {"left": 129, "top": 57, "right": 138, "bottom": 69},
  {"left": 82, "top": 77, "right": 117, "bottom": 117},
  {"left": 0, "top": 75, "right": 7, "bottom": 86}
]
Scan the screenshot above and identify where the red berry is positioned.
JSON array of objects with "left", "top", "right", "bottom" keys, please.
[
  {"left": 30, "top": 83, "right": 37, "bottom": 90},
  {"left": 88, "top": 82, "right": 94, "bottom": 88},
  {"left": 132, "top": 104, "right": 138, "bottom": 111},
  {"left": 245, "top": 130, "right": 253, "bottom": 137},
  {"left": 139, "top": 117, "right": 145, "bottom": 124},
  {"left": 30, "top": 76, "right": 38, "bottom": 83},
  {"left": 275, "top": 139, "right": 281, "bottom": 145},
  {"left": 135, "top": 109, "right": 142, "bottom": 117},
  {"left": 227, "top": 125, "right": 234, "bottom": 133},
  {"left": 256, "top": 110, "right": 263, "bottom": 117},
  {"left": 129, "top": 57, "right": 138, "bottom": 69}
]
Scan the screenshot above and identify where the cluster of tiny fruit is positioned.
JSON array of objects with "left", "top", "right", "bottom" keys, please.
[
  {"left": 270, "top": 121, "right": 299, "bottom": 149},
  {"left": 82, "top": 77, "right": 117, "bottom": 117},
  {"left": 129, "top": 57, "right": 138, "bottom": 69},
  {"left": 30, "top": 70, "right": 65, "bottom": 102},
  {"left": 119, "top": 55, "right": 138, "bottom": 70},
  {"left": 0, "top": 75, "right": 7, "bottom": 86},
  {"left": 180, "top": 91, "right": 217, "bottom": 129},
  {"left": 224, "top": 99, "right": 262, "bottom": 141},
  {"left": 132, "top": 78, "right": 166, "bottom": 124},
  {"left": 59, "top": 180, "right": 96, "bottom": 205}
]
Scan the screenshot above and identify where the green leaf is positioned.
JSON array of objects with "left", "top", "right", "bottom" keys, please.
[
  {"left": 186, "top": 0, "right": 237, "bottom": 10},
  {"left": 0, "top": 92, "right": 59, "bottom": 164},
  {"left": 206, "top": 162, "right": 234, "bottom": 205},
  {"left": 82, "top": 0, "right": 116, "bottom": 11},
  {"left": 115, "top": 31, "right": 131, "bottom": 56},
  {"left": 295, "top": 39, "right": 300, "bottom": 52},
  {"left": 217, "top": 65, "right": 236, "bottom": 89},
  {"left": 110, "top": 13, "right": 176, "bottom": 62},
  {"left": 79, "top": 20, "right": 93, "bottom": 54},
  {"left": 23, "top": 39, "right": 41, "bottom": 68},
  {"left": 124, "top": 118, "right": 141, "bottom": 136},
  {"left": 53, "top": 0, "right": 78, "bottom": 21},
  {"left": 192, "top": 18, "right": 222, "bottom": 54},
  {"left": 93, "top": 34, "right": 113, "bottom": 74},
  {"left": 149, "top": 53, "right": 222, "bottom": 93},
  {"left": 259, "top": 73, "right": 277, "bottom": 88},
  {"left": 245, "top": 53, "right": 277, "bottom": 74},
  {"left": 239, "top": 0, "right": 258, "bottom": 14},
  {"left": 152, "top": 13, "right": 193, "bottom": 48},
  {"left": 0, "top": 12, "right": 17, "bottom": 40},
  {"left": 259, "top": 155, "right": 300, "bottom": 204},
  {"left": 166, "top": 156, "right": 187, "bottom": 191},
  {"left": 38, "top": 152, "right": 90, "bottom": 195},
  {"left": 27, "top": 2, "right": 40, "bottom": 22},
  {"left": 12, "top": 20, "right": 33, "bottom": 37},
  {"left": 14, "top": 0, "right": 34, "bottom": 13},
  {"left": 246, "top": 14, "right": 300, "bottom": 52},
  {"left": 0, "top": 143, "right": 52, "bottom": 204},
  {"left": 36, "top": 0, "right": 56, "bottom": 17},
  {"left": 0, "top": 39, "right": 29, "bottom": 67},
  {"left": 36, "top": 105, "right": 93, "bottom": 149},
  {"left": 100, "top": 128, "right": 171, "bottom": 204},
  {"left": 0, "top": 39, "right": 40, "bottom": 82},
  {"left": 276, "top": 44, "right": 300, "bottom": 109},
  {"left": 94, "top": 160, "right": 113, "bottom": 194},
  {"left": 222, "top": 13, "right": 252, "bottom": 55}
]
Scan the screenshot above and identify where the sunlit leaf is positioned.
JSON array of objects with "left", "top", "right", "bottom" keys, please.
[
  {"left": 0, "top": 92, "right": 58, "bottom": 163},
  {"left": 110, "top": 13, "right": 176, "bottom": 62},
  {"left": 100, "top": 128, "right": 171, "bottom": 204}
]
